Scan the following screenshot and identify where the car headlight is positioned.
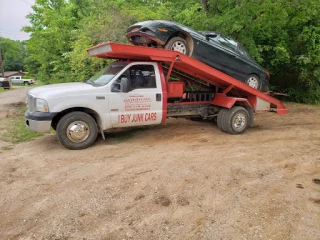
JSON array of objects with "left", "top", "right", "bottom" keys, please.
[{"left": 36, "top": 98, "right": 49, "bottom": 112}]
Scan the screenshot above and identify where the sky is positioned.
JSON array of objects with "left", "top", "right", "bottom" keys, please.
[{"left": 0, "top": 0, "right": 35, "bottom": 40}]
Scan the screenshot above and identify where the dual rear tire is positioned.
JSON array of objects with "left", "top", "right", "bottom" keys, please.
[{"left": 217, "top": 106, "right": 250, "bottom": 134}]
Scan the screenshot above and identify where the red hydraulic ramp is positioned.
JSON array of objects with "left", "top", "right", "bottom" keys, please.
[{"left": 87, "top": 42, "right": 288, "bottom": 115}]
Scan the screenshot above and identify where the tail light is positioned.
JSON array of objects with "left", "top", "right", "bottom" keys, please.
[{"left": 157, "top": 28, "right": 168, "bottom": 32}]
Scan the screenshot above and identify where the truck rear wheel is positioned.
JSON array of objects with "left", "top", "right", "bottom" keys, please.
[
  {"left": 217, "top": 108, "right": 228, "bottom": 132},
  {"left": 219, "top": 106, "right": 249, "bottom": 134},
  {"left": 56, "top": 111, "right": 98, "bottom": 150},
  {"left": 24, "top": 81, "right": 30, "bottom": 86}
]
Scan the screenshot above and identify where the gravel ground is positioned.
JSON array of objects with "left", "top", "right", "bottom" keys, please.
[{"left": 0, "top": 88, "right": 319, "bottom": 240}]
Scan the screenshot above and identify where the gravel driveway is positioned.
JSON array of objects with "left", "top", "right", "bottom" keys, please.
[{"left": 0, "top": 88, "right": 319, "bottom": 240}]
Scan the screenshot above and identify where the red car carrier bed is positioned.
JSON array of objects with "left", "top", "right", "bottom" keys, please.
[{"left": 87, "top": 42, "right": 288, "bottom": 115}]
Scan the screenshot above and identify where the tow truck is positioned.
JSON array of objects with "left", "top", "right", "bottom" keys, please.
[{"left": 25, "top": 42, "right": 288, "bottom": 150}]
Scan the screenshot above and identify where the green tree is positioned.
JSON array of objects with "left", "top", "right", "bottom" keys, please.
[
  {"left": 0, "top": 37, "right": 26, "bottom": 71},
  {"left": 23, "top": 0, "right": 320, "bottom": 103}
]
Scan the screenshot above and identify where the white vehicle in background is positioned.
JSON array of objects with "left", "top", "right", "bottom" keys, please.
[{"left": 9, "top": 76, "right": 35, "bottom": 85}]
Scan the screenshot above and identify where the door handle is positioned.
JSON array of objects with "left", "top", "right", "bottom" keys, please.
[{"left": 156, "top": 93, "right": 161, "bottom": 101}]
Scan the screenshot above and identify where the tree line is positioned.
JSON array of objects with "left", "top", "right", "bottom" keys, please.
[
  {"left": 15, "top": 0, "right": 320, "bottom": 103},
  {"left": 0, "top": 38, "right": 26, "bottom": 72}
]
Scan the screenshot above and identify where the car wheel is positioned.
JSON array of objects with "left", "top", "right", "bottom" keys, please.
[
  {"left": 220, "top": 106, "right": 249, "bottom": 134},
  {"left": 245, "top": 74, "right": 261, "bottom": 90},
  {"left": 24, "top": 81, "right": 30, "bottom": 86},
  {"left": 56, "top": 111, "right": 98, "bottom": 150},
  {"left": 164, "top": 37, "right": 189, "bottom": 55}
]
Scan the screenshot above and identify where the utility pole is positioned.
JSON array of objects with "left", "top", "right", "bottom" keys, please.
[{"left": 0, "top": 49, "right": 4, "bottom": 77}]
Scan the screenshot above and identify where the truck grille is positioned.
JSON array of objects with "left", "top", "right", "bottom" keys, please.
[{"left": 27, "top": 93, "right": 36, "bottom": 113}]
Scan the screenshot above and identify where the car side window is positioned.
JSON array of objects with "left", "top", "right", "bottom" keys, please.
[
  {"left": 237, "top": 44, "right": 254, "bottom": 61},
  {"left": 212, "top": 35, "right": 237, "bottom": 52},
  {"left": 112, "top": 64, "right": 157, "bottom": 92}
]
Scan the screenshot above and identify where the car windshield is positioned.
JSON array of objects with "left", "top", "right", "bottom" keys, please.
[{"left": 87, "top": 62, "right": 128, "bottom": 86}]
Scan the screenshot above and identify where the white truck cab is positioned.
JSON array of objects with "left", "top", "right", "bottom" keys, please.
[{"left": 25, "top": 61, "right": 166, "bottom": 149}]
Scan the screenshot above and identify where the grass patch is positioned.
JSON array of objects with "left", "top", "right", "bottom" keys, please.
[
  {"left": 0, "top": 87, "right": 17, "bottom": 93},
  {"left": 0, "top": 106, "right": 43, "bottom": 143},
  {"left": 0, "top": 88, "right": 7, "bottom": 93},
  {"left": 1, "top": 146, "right": 13, "bottom": 150}
]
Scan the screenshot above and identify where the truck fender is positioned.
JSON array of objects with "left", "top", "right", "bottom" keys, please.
[{"left": 51, "top": 101, "right": 109, "bottom": 131}]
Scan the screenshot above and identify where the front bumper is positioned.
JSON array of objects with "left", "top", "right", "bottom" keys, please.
[{"left": 25, "top": 111, "right": 57, "bottom": 133}]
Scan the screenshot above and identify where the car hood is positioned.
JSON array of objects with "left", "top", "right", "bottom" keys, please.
[{"left": 28, "top": 82, "right": 96, "bottom": 99}]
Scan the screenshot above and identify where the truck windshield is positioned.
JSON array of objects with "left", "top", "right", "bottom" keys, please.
[{"left": 88, "top": 62, "right": 128, "bottom": 86}]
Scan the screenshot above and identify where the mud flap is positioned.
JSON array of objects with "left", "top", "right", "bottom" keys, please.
[{"left": 100, "top": 129, "right": 105, "bottom": 140}]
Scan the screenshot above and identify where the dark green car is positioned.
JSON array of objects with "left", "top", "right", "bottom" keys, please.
[{"left": 126, "top": 20, "right": 270, "bottom": 91}]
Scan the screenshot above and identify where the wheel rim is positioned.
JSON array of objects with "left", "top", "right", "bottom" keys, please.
[
  {"left": 66, "top": 121, "right": 90, "bottom": 143},
  {"left": 246, "top": 76, "right": 259, "bottom": 89},
  {"left": 232, "top": 112, "right": 247, "bottom": 131},
  {"left": 171, "top": 41, "right": 187, "bottom": 54}
]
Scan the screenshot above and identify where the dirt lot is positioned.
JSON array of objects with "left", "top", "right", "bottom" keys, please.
[{"left": 0, "top": 88, "right": 319, "bottom": 240}]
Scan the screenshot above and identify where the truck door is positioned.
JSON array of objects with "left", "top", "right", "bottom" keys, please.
[{"left": 107, "top": 63, "right": 163, "bottom": 128}]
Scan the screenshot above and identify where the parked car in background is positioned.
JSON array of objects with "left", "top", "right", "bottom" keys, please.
[
  {"left": 126, "top": 20, "right": 270, "bottom": 91},
  {"left": 9, "top": 76, "right": 35, "bottom": 85}
]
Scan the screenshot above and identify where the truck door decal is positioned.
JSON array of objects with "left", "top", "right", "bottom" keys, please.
[
  {"left": 118, "top": 112, "right": 157, "bottom": 123},
  {"left": 124, "top": 95, "right": 152, "bottom": 111}
]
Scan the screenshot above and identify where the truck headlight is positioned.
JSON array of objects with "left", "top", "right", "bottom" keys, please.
[{"left": 36, "top": 98, "right": 49, "bottom": 112}]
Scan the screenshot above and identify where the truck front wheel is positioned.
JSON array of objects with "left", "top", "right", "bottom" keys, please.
[{"left": 56, "top": 111, "right": 98, "bottom": 150}]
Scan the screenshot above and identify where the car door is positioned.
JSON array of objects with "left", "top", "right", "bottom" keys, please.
[
  {"left": 193, "top": 34, "right": 225, "bottom": 71},
  {"left": 107, "top": 63, "right": 163, "bottom": 128},
  {"left": 196, "top": 34, "right": 247, "bottom": 81},
  {"left": 208, "top": 36, "right": 248, "bottom": 80}
]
